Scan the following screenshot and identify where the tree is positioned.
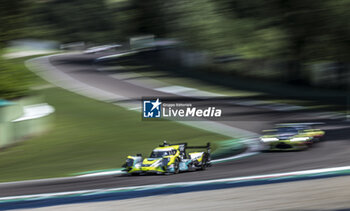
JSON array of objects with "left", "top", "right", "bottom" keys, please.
[{"left": 0, "top": 0, "right": 28, "bottom": 47}]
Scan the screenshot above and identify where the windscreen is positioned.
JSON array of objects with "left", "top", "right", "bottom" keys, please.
[
  {"left": 277, "top": 127, "right": 298, "bottom": 134},
  {"left": 150, "top": 150, "right": 171, "bottom": 158}
]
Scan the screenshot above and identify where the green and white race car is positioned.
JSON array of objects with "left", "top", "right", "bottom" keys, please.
[{"left": 260, "top": 123, "right": 325, "bottom": 151}]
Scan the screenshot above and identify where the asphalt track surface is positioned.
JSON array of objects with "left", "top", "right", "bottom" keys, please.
[{"left": 0, "top": 52, "right": 349, "bottom": 197}]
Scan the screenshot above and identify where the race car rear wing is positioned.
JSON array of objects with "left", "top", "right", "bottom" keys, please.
[
  {"left": 160, "top": 141, "right": 211, "bottom": 152},
  {"left": 187, "top": 143, "right": 211, "bottom": 162},
  {"left": 186, "top": 142, "right": 211, "bottom": 150},
  {"left": 276, "top": 122, "right": 325, "bottom": 126}
]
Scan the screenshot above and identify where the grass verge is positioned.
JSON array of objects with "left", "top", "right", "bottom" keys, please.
[{"left": 0, "top": 56, "right": 231, "bottom": 182}]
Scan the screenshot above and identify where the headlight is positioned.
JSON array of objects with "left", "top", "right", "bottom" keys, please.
[
  {"left": 261, "top": 137, "right": 279, "bottom": 142},
  {"left": 290, "top": 137, "right": 310, "bottom": 142}
]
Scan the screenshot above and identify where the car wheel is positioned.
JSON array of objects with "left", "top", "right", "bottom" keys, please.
[
  {"left": 174, "top": 159, "right": 180, "bottom": 174},
  {"left": 200, "top": 154, "right": 208, "bottom": 170}
]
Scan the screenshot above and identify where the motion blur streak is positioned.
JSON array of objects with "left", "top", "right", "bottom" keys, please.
[
  {"left": 0, "top": 0, "right": 349, "bottom": 210},
  {"left": 0, "top": 166, "right": 349, "bottom": 207}
]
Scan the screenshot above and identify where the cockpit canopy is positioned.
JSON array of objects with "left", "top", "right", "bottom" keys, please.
[{"left": 150, "top": 148, "right": 177, "bottom": 158}]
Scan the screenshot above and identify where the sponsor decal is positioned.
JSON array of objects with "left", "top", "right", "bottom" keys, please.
[{"left": 143, "top": 98, "right": 162, "bottom": 118}]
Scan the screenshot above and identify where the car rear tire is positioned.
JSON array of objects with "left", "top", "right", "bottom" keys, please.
[
  {"left": 174, "top": 159, "right": 180, "bottom": 174},
  {"left": 200, "top": 154, "right": 208, "bottom": 170}
]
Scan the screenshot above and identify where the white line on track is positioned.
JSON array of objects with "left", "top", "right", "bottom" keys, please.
[
  {"left": 25, "top": 54, "right": 127, "bottom": 103},
  {"left": 128, "top": 106, "right": 142, "bottom": 110},
  {"left": 1, "top": 165, "right": 349, "bottom": 202}
]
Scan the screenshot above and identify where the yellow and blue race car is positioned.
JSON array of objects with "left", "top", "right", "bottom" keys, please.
[
  {"left": 260, "top": 123, "right": 325, "bottom": 151},
  {"left": 122, "top": 141, "right": 211, "bottom": 175}
]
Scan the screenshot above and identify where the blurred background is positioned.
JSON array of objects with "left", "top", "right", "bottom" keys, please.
[
  {"left": 0, "top": 2, "right": 350, "bottom": 210},
  {"left": 0, "top": 0, "right": 349, "bottom": 101},
  {"left": 0, "top": 0, "right": 349, "bottom": 181}
]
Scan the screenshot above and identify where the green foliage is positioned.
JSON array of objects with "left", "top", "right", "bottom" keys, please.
[
  {"left": 0, "top": 0, "right": 348, "bottom": 61},
  {"left": 0, "top": 57, "right": 34, "bottom": 99},
  {"left": 130, "top": 0, "right": 349, "bottom": 62},
  {"left": 167, "top": 0, "right": 228, "bottom": 50},
  {"left": 0, "top": 0, "right": 350, "bottom": 62},
  {"left": 0, "top": 0, "right": 28, "bottom": 46},
  {"left": 215, "top": 0, "right": 349, "bottom": 61},
  {"left": 31, "top": 0, "right": 115, "bottom": 43}
]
